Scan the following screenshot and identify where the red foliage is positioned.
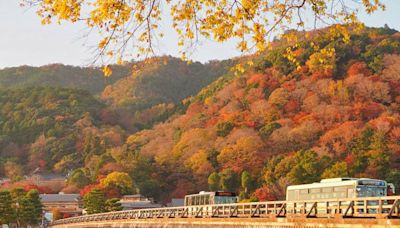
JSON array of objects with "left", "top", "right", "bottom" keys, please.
[
  {"left": 360, "top": 103, "right": 384, "bottom": 120},
  {"left": 369, "top": 75, "right": 381, "bottom": 82},
  {"left": 22, "top": 184, "right": 41, "bottom": 192},
  {"left": 186, "top": 102, "right": 204, "bottom": 117},
  {"left": 347, "top": 62, "right": 371, "bottom": 77},
  {"left": 246, "top": 88, "right": 264, "bottom": 103},
  {"left": 253, "top": 186, "right": 278, "bottom": 201},
  {"left": 282, "top": 80, "right": 296, "bottom": 92},
  {"left": 205, "top": 117, "right": 218, "bottom": 128},
  {"left": 311, "top": 68, "right": 333, "bottom": 80},
  {"left": 292, "top": 112, "right": 310, "bottom": 124},
  {"left": 389, "top": 81, "right": 400, "bottom": 96},
  {"left": 246, "top": 73, "right": 267, "bottom": 89},
  {"left": 344, "top": 154, "right": 354, "bottom": 166},
  {"left": 283, "top": 100, "right": 299, "bottom": 113},
  {"left": 396, "top": 96, "right": 400, "bottom": 104},
  {"left": 80, "top": 184, "right": 101, "bottom": 197}
]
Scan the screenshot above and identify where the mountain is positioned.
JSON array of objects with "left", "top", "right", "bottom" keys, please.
[
  {"left": 117, "top": 26, "right": 400, "bottom": 201},
  {"left": 100, "top": 57, "right": 235, "bottom": 131},
  {"left": 0, "top": 56, "right": 235, "bottom": 193},
  {"left": 0, "top": 87, "right": 109, "bottom": 177},
  {"left": 0, "top": 64, "right": 132, "bottom": 94},
  {"left": 1, "top": 26, "right": 400, "bottom": 203}
]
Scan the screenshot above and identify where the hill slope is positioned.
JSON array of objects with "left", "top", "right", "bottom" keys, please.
[
  {"left": 119, "top": 26, "right": 400, "bottom": 200},
  {"left": 0, "top": 64, "right": 132, "bottom": 94},
  {"left": 1, "top": 26, "right": 400, "bottom": 203}
]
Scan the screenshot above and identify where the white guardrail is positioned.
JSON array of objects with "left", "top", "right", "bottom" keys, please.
[{"left": 52, "top": 196, "right": 400, "bottom": 225}]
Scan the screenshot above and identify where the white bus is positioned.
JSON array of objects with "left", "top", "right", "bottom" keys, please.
[
  {"left": 286, "top": 177, "right": 388, "bottom": 201},
  {"left": 184, "top": 191, "right": 238, "bottom": 206}
]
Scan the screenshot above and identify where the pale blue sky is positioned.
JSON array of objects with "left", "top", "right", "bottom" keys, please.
[{"left": 0, "top": 0, "right": 399, "bottom": 69}]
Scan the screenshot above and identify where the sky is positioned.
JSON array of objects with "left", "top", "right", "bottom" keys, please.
[{"left": 0, "top": 0, "right": 399, "bottom": 69}]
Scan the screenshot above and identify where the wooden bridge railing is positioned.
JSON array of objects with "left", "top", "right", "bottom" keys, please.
[{"left": 52, "top": 196, "right": 400, "bottom": 226}]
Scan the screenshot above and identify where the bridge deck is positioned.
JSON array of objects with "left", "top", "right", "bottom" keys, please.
[{"left": 52, "top": 196, "right": 400, "bottom": 227}]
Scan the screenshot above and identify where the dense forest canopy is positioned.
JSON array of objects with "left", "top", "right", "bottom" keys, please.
[
  {"left": 1, "top": 26, "right": 400, "bottom": 204},
  {"left": 0, "top": 64, "right": 131, "bottom": 94}
]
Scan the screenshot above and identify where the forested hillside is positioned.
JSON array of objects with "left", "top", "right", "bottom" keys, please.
[
  {"left": 0, "top": 87, "right": 116, "bottom": 178},
  {"left": 99, "top": 57, "right": 234, "bottom": 131},
  {"left": 80, "top": 26, "right": 400, "bottom": 202},
  {"left": 0, "top": 64, "right": 132, "bottom": 94},
  {"left": 0, "top": 56, "right": 234, "bottom": 192},
  {"left": 1, "top": 26, "right": 400, "bottom": 204}
]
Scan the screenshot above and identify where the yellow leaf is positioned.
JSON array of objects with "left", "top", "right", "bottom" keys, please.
[{"left": 103, "top": 66, "right": 112, "bottom": 77}]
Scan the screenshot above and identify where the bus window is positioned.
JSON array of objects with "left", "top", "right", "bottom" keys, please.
[
  {"left": 322, "top": 187, "right": 332, "bottom": 193},
  {"left": 300, "top": 189, "right": 309, "bottom": 194},
  {"left": 334, "top": 187, "right": 347, "bottom": 192},
  {"left": 214, "top": 196, "right": 237, "bottom": 204},
  {"left": 310, "top": 188, "right": 320, "bottom": 193},
  {"left": 356, "top": 186, "right": 386, "bottom": 197}
]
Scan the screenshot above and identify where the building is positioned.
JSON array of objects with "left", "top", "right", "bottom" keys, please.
[
  {"left": 40, "top": 193, "right": 83, "bottom": 217},
  {"left": 119, "top": 194, "right": 162, "bottom": 210}
]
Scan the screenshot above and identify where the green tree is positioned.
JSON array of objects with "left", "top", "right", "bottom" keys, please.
[
  {"left": 368, "top": 130, "right": 391, "bottom": 178},
  {"left": 24, "top": 189, "right": 43, "bottom": 225},
  {"left": 259, "top": 122, "right": 281, "bottom": 139},
  {"left": 105, "top": 198, "right": 123, "bottom": 212},
  {"left": 68, "top": 168, "right": 91, "bottom": 188},
  {"left": 0, "top": 190, "right": 16, "bottom": 226},
  {"left": 241, "top": 171, "right": 253, "bottom": 195},
  {"left": 220, "top": 169, "right": 240, "bottom": 192},
  {"left": 208, "top": 172, "right": 220, "bottom": 191},
  {"left": 216, "top": 121, "right": 234, "bottom": 137},
  {"left": 349, "top": 127, "right": 373, "bottom": 175},
  {"left": 10, "top": 187, "right": 26, "bottom": 227},
  {"left": 386, "top": 171, "right": 400, "bottom": 193},
  {"left": 287, "top": 150, "right": 329, "bottom": 184},
  {"left": 138, "top": 180, "right": 161, "bottom": 200},
  {"left": 83, "top": 188, "right": 107, "bottom": 214},
  {"left": 321, "top": 161, "right": 349, "bottom": 179},
  {"left": 18, "top": 197, "right": 37, "bottom": 227}
]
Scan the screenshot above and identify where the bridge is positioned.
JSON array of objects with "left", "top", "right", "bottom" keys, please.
[{"left": 52, "top": 196, "right": 400, "bottom": 227}]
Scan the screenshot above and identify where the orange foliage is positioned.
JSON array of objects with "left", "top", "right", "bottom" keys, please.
[
  {"left": 80, "top": 184, "right": 101, "bottom": 197},
  {"left": 246, "top": 73, "right": 268, "bottom": 89},
  {"left": 283, "top": 100, "right": 299, "bottom": 113},
  {"left": 319, "top": 121, "right": 362, "bottom": 155},
  {"left": 282, "top": 80, "right": 296, "bottom": 92},
  {"left": 310, "top": 68, "right": 333, "bottom": 80},
  {"left": 218, "top": 136, "right": 264, "bottom": 175},
  {"left": 253, "top": 186, "right": 278, "bottom": 201},
  {"left": 347, "top": 61, "right": 371, "bottom": 76}
]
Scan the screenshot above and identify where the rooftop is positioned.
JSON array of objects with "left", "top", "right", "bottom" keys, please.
[{"left": 40, "top": 194, "right": 81, "bottom": 202}]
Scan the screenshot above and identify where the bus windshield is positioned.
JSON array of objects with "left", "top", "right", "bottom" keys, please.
[
  {"left": 214, "top": 196, "right": 237, "bottom": 204},
  {"left": 356, "top": 186, "right": 386, "bottom": 197}
]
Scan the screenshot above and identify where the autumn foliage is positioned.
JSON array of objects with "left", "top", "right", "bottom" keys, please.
[{"left": 1, "top": 26, "right": 400, "bottom": 202}]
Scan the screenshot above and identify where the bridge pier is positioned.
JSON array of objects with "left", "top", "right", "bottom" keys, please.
[{"left": 52, "top": 217, "right": 400, "bottom": 228}]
